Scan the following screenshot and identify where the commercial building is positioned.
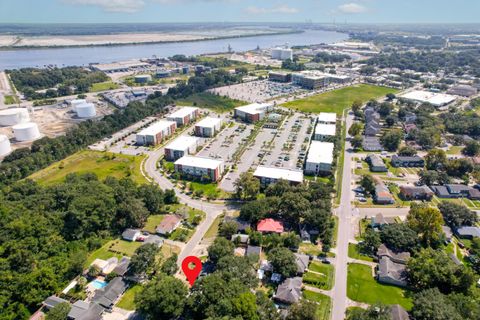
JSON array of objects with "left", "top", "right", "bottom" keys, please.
[
  {"left": 447, "top": 85, "right": 478, "bottom": 97},
  {"left": 134, "top": 75, "right": 152, "bottom": 83},
  {"left": 271, "top": 47, "right": 293, "bottom": 61},
  {"left": 136, "top": 120, "right": 177, "bottom": 146},
  {"left": 90, "top": 59, "right": 150, "bottom": 73},
  {"left": 292, "top": 71, "right": 351, "bottom": 90},
  {"left": 167, "top": 107, "right": 199, "bottom": 126},
  {"left": 399, "top": 90, "right": 457, "bottom": 107},
  {"left": 313, "top": 123, "right": 336, "bottom": 141},
  {"left": 268, "top": 71, "right": 292, "bottom": 83},
  {"left": 317, "top": 112, "right": 337, "bottom": 125},
  {"left": 195, "top": 117, "right": 223, "bottom": 137},
  {"left": 234, "top": 103, "right": 272, "bottom": 123},
  {"left": 164, "top": 135, "right": 201, "bottom": 161},
  {"left": 304, "top": 141, "right": 334, "bottom": 175},
  {"left": 253, "top": 166, "right": 303, "bottom": 186},
  {"left": 174, "top": 155, "right": 224, "bottom": 182}
]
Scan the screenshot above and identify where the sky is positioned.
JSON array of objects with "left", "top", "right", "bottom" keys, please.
[{"left": 0, "top": 0, "right": 479, "bottom": 24}]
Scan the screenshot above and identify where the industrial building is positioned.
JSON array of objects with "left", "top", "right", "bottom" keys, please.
[
  {"left": 164, "top": 135, "right": 201, "bottom": 161},
  {"left": 399, "top": 90, "right": 457, "bottom": 107},
  {"left": 174, "top": 156, "right": 224, "bottom": 182},
  {"left": 195, "top": 117, "right": 223, "bottom": 137},
  {"left": 136, "top": 120, "right": 177, "bottom": 146},
  {"left": 90, "top": 59, "right": 150, "bottom": 73},
  {"left": 268, "top": 71, "right": 292, "bottom": 83},
  {"left": 69, "top": 99, "right": 87, "bottom": 112},
  {"left": 253, "top": 166, "right": 303, "bottom": 186},
  {"left": 12, "top": 122, "right": 41, "bottom": 141},
  {"left": 304, "top": 141, "right": 334, "bottom": 175},
  {"left": 167, "top": 107, "right": 199, "bottom": 126},
  {"left": 76, "top": 103, "right": 96, "bottom": 118},
  {"left": 292, "top": 71, "right": 351, "bottom": 90},
  {"left": 0, "top": 108, "right": 30, "bottom": 126},
  {"left": 271, "top": 47, "right": 293, "bottom": 61},
  {"left": 313, "top": 123, "right": 336, "bottom": 141},
  {"left": 234, "top": 103, "right": 272, "bottom": 123},
  {"left": 0, "top": 134, "right": 11, "bottom": 157},
  {"left": 155, "top": 70, "right": 171, "bottom": 78},
  {"left": 447, "top": 85, "right": 478, "bottom": 97},
  {"left": 134, "top": 75, "right": 152, "bottom": 83},
  {"left": 317, "top": 112, "right": 337, "bottom": 125}
]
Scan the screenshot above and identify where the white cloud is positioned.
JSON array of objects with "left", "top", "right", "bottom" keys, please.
[
  {"left": 338, "top": 3, "right": 367, "bottom": 14},
  {"left": 63, "top": 0, "right": 146, "bottom": 13},
  {"left": 245, "top": 5, "right": 299, "bottom": 15}
]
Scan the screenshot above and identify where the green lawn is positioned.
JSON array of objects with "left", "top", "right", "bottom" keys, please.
[
  {"left": 303, "top": 261, "right": 334, "bottom": 290},
  {"left": 303, "top": 290, "right": 332, "bottom": 320},
  {"left": 90, "top": 81, "right": 119, "bottom": 92},
  {"left": 203, "top": 214, "right": 223, "bottom": 239},
  {"left": 355, "top": 219, "right": 370, "bottom": 241},
  {"left": 84, "top": 240, "right": 124, "bottom": 268},
  {"left": 283, "top": 84, "right": 398, "bottom": 114},
  {"left": 299, "top": 243, "right": 322, "bottom": 257},
  {"left": 28, "top": 150, "right": 147, "bottom": 185},
  {"left": 109, "top": 239, "right": 143, "bottom": 256},
  {"left": 116, "top": 285, "right": 142, "bottom": 310},
  {"left": 176, "top": 92, "right": 246, "bottom": 113},
  {"left": 447, "top": 145, "right": 463, "bottom": 155},
  {"left": 4, "top": 95, "right": 19, "bottom": 105},
  {"left": 335, "top": 119, "right": 347, "bottom": 205},
  {"left": 159, "top": 243, "right": 181, "bottom": 262},
  {"left": 347, "top": 263, "right": 413, "bottom": 309},
  {"left": 168, "top": 227, "right": 194, "bottom": 242},
  {"left": 189, "top": 181, "right": 224, "bottom": 199},
  {"left": 348, "top": 243, "right": 374, "bottom": 262},
  {"left": 143, "top": 215, "right": 165, "bottom": 234}
]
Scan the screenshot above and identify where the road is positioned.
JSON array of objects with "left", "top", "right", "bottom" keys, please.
[{"left": 331, "top": 111, "right": 354, "bottom": 320}]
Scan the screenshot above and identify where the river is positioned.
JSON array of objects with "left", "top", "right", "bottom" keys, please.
[{"left": 0, "top": 29, "right": 347, "bottom": 70}]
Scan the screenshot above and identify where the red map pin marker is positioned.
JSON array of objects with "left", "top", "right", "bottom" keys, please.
[{"left": 181, "top": 256, "right": 202, "bottom": 286}]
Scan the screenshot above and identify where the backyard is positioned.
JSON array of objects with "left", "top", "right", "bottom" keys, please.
[
  {"left": 303, "top": 261, "right": 335, "bottom": 290},
  {"left": 116, "top": 285, "right": 141, "bottom": 310}
]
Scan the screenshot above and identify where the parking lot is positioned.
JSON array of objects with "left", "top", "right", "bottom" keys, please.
[{"left": 208, "top": 80, "right": 304, "bottom": 103}]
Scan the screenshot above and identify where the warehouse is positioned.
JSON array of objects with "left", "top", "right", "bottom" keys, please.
[
  {"left": 195, "top": 117, "right": 223, "bottom": 137},
  {"left": 234, "top": 103, "right": 272, "bottom": 123},
  {"left": 292, "top": 71, "right": 351, "bottom": 90},
  {"left": 253, "top": 166, "right": 303, "bottom": 186},
  {"left": 136, "top": 120, "right": 177, "bottom": 146},
  {"left": 167, "top": 107, "right": 199, "bottom": 126},
  {"left": 271, "top": 47, "right": 293, "bottom": 61},
  {"left": 164, "top": 135, "right": 201, "bottom": 161},
  {"left": 134, "top": 75, "right": 152, "bottom": 83},
  {"left": 304, "top": 141, "right": 335, "bottom": 175},
  {"left": 447, "top": 85, "right": 478, "bottom": 97},
  {"left": 313, "top": 123, "right": 336, "bottom": 141},
  {"left": 317, "top": 112, "right": 337, "bottom": 125},
  {"left": 399, "top": 90, "right": 457, "bottom": 107},
  {"left": 174, "top": 156, "right": 224, "bottom": 182}
]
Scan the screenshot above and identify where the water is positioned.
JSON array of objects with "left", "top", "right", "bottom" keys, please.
[
  {"left": 91, "top": 279, "right": 107, "bottom": 290},
  {"left": 0, "top": 29, "right": 347, "bottom": 70}
]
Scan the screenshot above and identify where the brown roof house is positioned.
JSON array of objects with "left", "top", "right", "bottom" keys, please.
[
  {"left": 371, "top": 213, "right": 397, "bottom": 228},
  {"left": 156, "top": 214, "right": 182, "bottom": 235},
  {"left": 399, "top": 185, "right": 434, "bottom": 201},
  {"left": 274, "top": 277, "right": 303, "bottom": 304},
  {"left": 374, "top": 184, "right": 395, "bottom": 205}
]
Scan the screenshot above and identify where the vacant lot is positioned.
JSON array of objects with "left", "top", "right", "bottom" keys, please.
[
  {"left": 90, "top": 81, "right": 119, "bottom": 92},
  {"left": 29, "top": 150, "right": 147, "bottom": 185},
  {"left": 283, "top": 85, "right": 398, "bottom": 114},
  {"left": 347, "top": 263, "right": 412, "bottom": 309},
  {"left": 176, "top": 92, "right": 246, "bottom": 113},
  {"left": 4, "top": 94, "right": 19, "bottom": 105}
]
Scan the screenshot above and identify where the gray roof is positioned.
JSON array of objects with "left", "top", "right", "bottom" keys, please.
[
  {"left": 378, "top": 256, "right": 407, "bottom": 283},
  {"left": 274, "top": 277, "right": 302, "bottom": 304},
  {"left": 246, "top": 245, "right": 261, "bottom": 257},
  {"left": 121, "top": 229, "right": 140, "bottom": 240},
  {"left": 294, "top": 253, "right": 310, "bottom": 274},
  {"left": 456, "top": 226, "right": 480, "bottom": 238},
  {"left": 68, "top": 300, "right": 92, "bottom": 320},
  {"left": 366, "top": 154, "right": 386, "bottom": 169},
  {"left": 390, "top": 304, "right": 410, "bottom": 320},
  {"left": 144, "top": 235, "right": 164, "bottom": 246},
  {"left": 431, "top": 185, "right": 450, "bottom": 197},
  {"left": 391, "top": 155, "right": 423, "bottom": 163},
  {"left": 446, "top": 184, "right": 471, "bottom": 194},
  {"left": 362, "top": 136, "right": 383, "bottom": 151},
  {"left": 43, "top": 295, "right": 68, "bottom": 309},
  {"left": 377, "top": 244, "right": 410, "bottom": 264},
  {"left": 224, "top": 216, "right": 251, "bottom": 231},
  {"left": 92, "top": 277, "right": 127, "bottom": 309},
  {"left": 112, "top": 257, "right": 130, "bottom": 276},
  {"left": 442, "top": 225, "right": 453, "bottom": 239}
]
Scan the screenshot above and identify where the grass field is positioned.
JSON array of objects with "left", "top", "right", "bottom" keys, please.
[
  {"left": 347, "top": 263, "right": 412, "bottom": 309},
  {"left": 84, "top": 240, "right": 123, "bottom": 268},
  {"left": 303, "top": 261, "right": 335, "bottom": 290},
  {"left": 447, "top": 146, "right": 463, "bottom": 155},
  {"left": 4, "top": 95, "right": 19, "bottom": 105},
  {"left": 283, "top": 84, "right": 398, "bottom": 114},
  {"left": 348, "top": 243, "right": 374, "bottom": 262},
  {"left": 176, "top": 92, "right": 246, "bottom": 113},
  {"left": 203, "top": 215, "right": 223, "bottom": 239},
  {"left": 29, "top": 150, "right": 147, "bottom": 185},
  {"left": 299, "top": 243, "right": 322, "bottom": 257},
  {"left": 90, "top": 81, "right": 119, "bottom": 92},
  {"left": 143, "top": 215, "right": 165, "bottom": 234},
  {"left": 303, "top": 290, "right": 332, "bottom": 320},
  {"left": 109, "top": 239, "right": 143, "bottom": 256},
  {"left": 116, "top": 285, "right": 141, "bottom": 310}
]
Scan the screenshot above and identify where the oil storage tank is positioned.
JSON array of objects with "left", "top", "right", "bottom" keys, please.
[
  {"left": 12, "top": 122, "right": 41, "bottom": 141},
  {"left": 0, "top": 134, "right": 11, "bottom": 157},
  {"left": 70, "top": 99, "right": 87, "bottom": 112},
  {"left": 0, "top": 108, "right": 30, "bottom": 126},
  {"left": 76, "top": 103, "right": 96, "bottom": 118}
]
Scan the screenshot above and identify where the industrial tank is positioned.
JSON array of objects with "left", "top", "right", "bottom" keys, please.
[
  {"left": 12, "top": 122, "right": 41, "bottom": 141},
  {"left": 0, "top": 134, "right": 11, "bottom": 157},
  {"left": 70, "top": 99, "right": 87, "bottom": 112},
  {"left": 0, "top": 108, "right": 30, "bottom": 126},
  {"left": 76, "top": 103, "right": 96, "bottom": 118}
]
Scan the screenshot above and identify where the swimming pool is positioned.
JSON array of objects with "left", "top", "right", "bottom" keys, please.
[{"left": 91, "top": 279, "right": 107, "bottom": 290}]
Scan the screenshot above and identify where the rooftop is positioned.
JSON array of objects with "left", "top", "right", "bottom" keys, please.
[
  {"left": 165, "top": 135, "right": 200, "bottom": 151},
  {"left": 137, "top": 120, "right": 176, "bottom": 136},
  {"left": 400, "top": 90, "right": 456, "bottom": 106},
  {"left": 257, "top": 218, "right": 284, "bottom": 233},
  {"left": 175, "top": 155, "right": 223, "bottom": 169},
  {"left": 253, "top": 166, "right": 303, "bottom": 183},
  {"left": 195, "top": 117, "right": 223, "bottom": 128},
  {"left": 168, "top": 107, "right": 199, "bottom": 119},
  {"left": 307, "top": 141, "right": 334, "bottom": 164},
  {"left": 315, "top": 123, "right": 336, "bottom": 136},
  {"left": 235, "top": 102, "right": 272, "bottom": 115},
  {"left": 317, "top": 112, "right": 337, "bottom": 123}
]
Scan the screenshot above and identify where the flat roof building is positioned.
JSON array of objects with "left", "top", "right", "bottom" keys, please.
[
  {"left": 167, "top": 107, "right": 199, "bottom": 126},
  {"left": 292, "top": 71, "right": 351, "bottom": 90},
  {"left": 305, "top": 141, "right": 334, "bottom": 175},
  {"left": 174, "top": 156, "right": 224, "bottom": 182},
  {"left": 271, "top": 47, "right": 293, "bottom": 61},
  {"left": 136, "top": 120, "right": 177, "bottom": 146},
  {"left": 317, "top": 112, "right": 337, "bottom": 125},
  {"left": 253, "top": 166, "right": 303, "bottom": 186},
  {"left": 234, "top": 103, "right": 272, "bottom": 123},
  {"left": 195, "top": 117, "right": 223, "bottom": 137},
  {"left": 399, "top": 90, "right": 457, "bottom": 107},
  {"left": 269, "top": 71, "right": 292, "bottom": 83},
  {"left": 313, "top": 123, "right": 336, "bottom": 141},
  {"left": 164, "top": 135, "right": 201, "bottom": 161}
]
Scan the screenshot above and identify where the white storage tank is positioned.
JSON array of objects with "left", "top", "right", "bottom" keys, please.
[
  {"left": 0, "top": 108, "right": 30, "bottom": 126},
  {"left": 0, "top": 134, "right": 11, "bottom": 157},
  {"left": 76, "top": 103, "right": 96, "bottom": 118},
  {"left": 70, "top": 99, "right": 87, "bottom": 112},
  {"left": 12, "top": 122, "right": 41, "bottom": 141}
]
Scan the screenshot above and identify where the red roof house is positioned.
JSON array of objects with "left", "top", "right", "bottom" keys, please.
[{"left": 257, "top": 218, "right": 284, "bottom": 233}]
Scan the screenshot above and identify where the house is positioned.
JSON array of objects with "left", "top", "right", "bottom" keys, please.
[
  {"left": 431, "top": 184, "right": 480, "bottom": 200},
  {"left": 362, "top": 136, "right": 384, "bottom": 151},
  {"left": 274, "top": 277, "right": 303, "bottom": 304},
  {"left": 232, "top": 234, "right": 249, "bottom": 245},
  {"left": 374, "top": 184, "right": 395, "bottom": 205},
  {"left": 68, "top": 300, "right": 104, "bottom": 320},
  {"left": 257, "top": 218, "right": 284, "bottom": 234},
  {"left": 121, "top": 229, "right": 141, "bottom": 242},
  {"left": 136, "top": 120, "right": 177, "bottom": 146},
  {"left": 174, "top": 156, "right": 224, "bottom": 182},
  {"left": 164, "top": 135, "right": 201, "bottom": 161},
  {"left": 313, "top": 123, "right": 336, "bottom": 141},
  {"left": 364, "top": 121, "right": 381, "bottom": 136},
  {"left": 389, "top": 305, "right": 410, "bottom": 320},
  {"left": 167, "top": 107, "right": 199, "bottom": 126},
  {"left": 246, "top": 245, "right": 262, "bottom": 258},
  {"left": 91, "top": 277, "right": 128, "bottom": 309},
  {"left": 294, "top": 253, "right": 310, "bottom": 274},
  {"left": 455, "top": 226, "right": 480, "bottom": 239},
  {"left": 112, "top": 257, "right": 130, "bottom": 276},
  {"left": 194, "top": 117, "right": 223, "bottom": 137},
  {"left": 91, "top": 257, "right": 119, "bottom": 275},
  {"left": 371, "top": 213, "right": 397, "bottom": 228},
  {"left": 43, "top": 296, "right": 69, "bottom": 310},
  {"left": 234, "top": 103, "right": 272, "bottom": 123},
  {"left": 304, "top": 141, "right": 334, "bottom": 175},
  {"left": 442, "top": 226, "right": 453, "bottom": 242},
  {"left": 404, "top": 112, "right": 417, "bottom": 124},
  {"left": 377, "top": 256, "right": 408, "bottom": 287},
  {"left": 224, "top": 216, "right": 250, "bottom": 233},
  {"left": 399, "top": 185, "right": 434, "bottom": 201},
  {"left": 377, "top": 244, "right": 410, "bottom": 265},
  {"left": 391, "top": 155, "right": 424, "bottom": 167},
  {"left": 366, "top": 154, "right": 387, "bottom": 172},
  {"left": 253, "top": 166, "right": 303, "bottom": 186},
  {"left": 156, "top": 214, "right": 182, "bottom": 235}
]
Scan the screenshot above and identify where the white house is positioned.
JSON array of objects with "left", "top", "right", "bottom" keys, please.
[{"left": 305, "top": 141, "right": 334, "bottom": 175}]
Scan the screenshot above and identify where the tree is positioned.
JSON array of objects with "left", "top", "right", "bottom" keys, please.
[
  {"left": 380, "top": 129, "right": 403, "bottom": 152},
  {"left": 46, "top": 302, "right": 71, "bottom": 320},
  {"left": 360, "top": 174, "right": 376, "bottom": 195},
  {"left": 419, "top": 170, "right": 451, "bottom": 186},
  {"left": 234, "top": 172, "right": 260, "bottom": 200},
  {"left": 279, "top": 192, "right": 310, "bottom": 224},
  {"left": 87, "top": 265, "right": 100, "bottom": 278},
  {"left": 385, "top": 115, "right": 395, "bottom": 127},
  {"left": 406, "top": 204, "right": 443, "bottom": 247},
  {"left": 351, "top": 135, "right": 363, "bottom": 150},
  {"left": 398, "top": 145, "right": 417, "bottom": 156},
  {"left": 348, "top": 123, "right": 363, "bottom": 136},
  {"left": 161, "top": 254, "right": 178, "bottom": 276},
  {"left": 164, "top": 189, "right": 178, "bottom": 204},
  {"left": 135, "top": 275, "right": 188, "bottom": 319},
  {"left": 416, "top": 127, "right": 441, "bottom": 149},
  {"left": 268, "top": 247, "right": 297, "bottom": 278},
  {"left": 462, "top": 140, "right": 480, "bottom": 156},
  {"left": 208, "top": 237, "right": 234, "bottom": 264},
  {"left": 359, "top": 228, "right": 381, "bottom": 256},
  {"left": 217, "top": 255, "right": 258, "bottom": 288},
  {"left": 380, "top": 223, "right": 418, "bottom": 252},
  {"left": 378, "top": 102, "right": 393, "bottom": 118},
  {"left": 351, "top": 100, "right": 362, "bottom": 113},
  {"left": 286, "top": 300, "right": 318, "bottom": 320},
  {"left": 347, "top": 304, "right": 391, "bottom": 320},
  {"left": 232, "top": 292, "right": 259, "bottom": 320},
  {"left": 438, "top": 202, "right": 477, "bottom": 228},
  {"left": 411, "top": 288, "right": 462, "bottom": 320},
  {"left": 445, "top": 158, "right": 474, "bottom": 177},
  {"left": 386, "top": 93, "right": 396, "bottom": 101},
  {"left": 128, "top": 243, "right": 159, "bottom": 277},
  {"left": 425, "top": 149, "right": 447, "bottom": 170},
  {"left": 219, "top": 220, "right": 238, "bottom": 239},
  {"left": 138, "top": 184, "right": 164, "bottom": 214}
]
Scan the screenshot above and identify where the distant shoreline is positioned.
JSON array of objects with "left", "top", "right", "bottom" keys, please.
[{"left": 0, "top": 29, "right": 302, "bottom": 51}]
